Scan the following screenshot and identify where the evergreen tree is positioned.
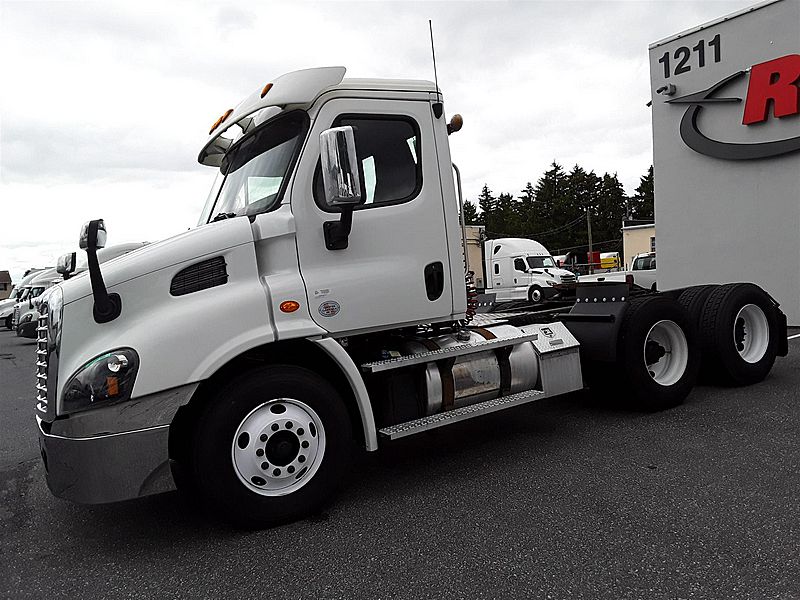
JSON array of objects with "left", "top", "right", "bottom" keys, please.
[
  {"left": 494, "top": 192, "right": 516, "bottom": 235},
  {"left": 533, "top": 162, "right": 566, "bottom": 228},
  {"left": 462, "top": 199, "right": 479, "bottom": 225},
  {"left": 477, "top": 184, "right": 496, "bottom": 233},
  {"left": 517, "top": 182, "right": 536, "bottom": 234},
  {"left": 594, "top": 173, "right": 627, "bottom": 253},
  {"left": 630, "top": 165, "right": 654, "bottom": 220}
]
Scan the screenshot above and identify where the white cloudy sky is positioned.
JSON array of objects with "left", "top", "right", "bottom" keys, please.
[{"left": 0, "top": 0, "right": 753, "bottom": 282}]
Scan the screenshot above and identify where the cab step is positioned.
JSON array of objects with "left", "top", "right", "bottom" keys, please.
[
  {"left": 360, "top": 332, "right": 539, "bottom": 374},
  {"left": 378, "top": 388, "right": 546, "bottom": 440}
]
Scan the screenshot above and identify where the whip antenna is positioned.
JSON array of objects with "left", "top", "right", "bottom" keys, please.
[{"left": 429, "top": 20, "right": 441, "bottom": 104}]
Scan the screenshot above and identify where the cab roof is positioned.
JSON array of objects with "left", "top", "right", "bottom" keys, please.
[{"left": 199, "top": 66, "right": 437, "bottom": 167}]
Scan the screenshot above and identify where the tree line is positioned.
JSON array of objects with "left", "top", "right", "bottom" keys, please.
[{"left": 463, "top": 163, "right": 654, "bottom": 256}]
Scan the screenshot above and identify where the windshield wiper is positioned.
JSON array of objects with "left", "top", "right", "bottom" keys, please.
[{"left": 212, "top": 212, "right": 237, "bottom": 222}]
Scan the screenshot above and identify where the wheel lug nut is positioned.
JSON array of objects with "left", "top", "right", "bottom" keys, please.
[
  {"left": 261, "top": 462, "right": 268, "bottom": 470},
  {"left": 273, "top": 468, "right": 281, "bottom": 476},
  {"left": 271, "top": 423, "right": 279, "bottom": 431},
  {"left": 301, "top": 441, "right": 309, "bottom": 449},
  {"left": 288, "top": 466, "right": 295, "bottom": 474},
  {"left": 298, "top": 455, "right": 306, "bottom": 463},
  {"left": 256, "top": 448, "right": 264, "bottom": 457},
  {"left": 297, "top": 428, "right": 304, "bottom": 436},
  {"left": 286, "top": 421, "right": 293, "bottom": 429},
  {"left": 260, "top": 434, "right": 268, "bottom": 442}
]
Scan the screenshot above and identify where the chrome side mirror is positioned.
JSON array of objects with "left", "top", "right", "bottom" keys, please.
[
  {"left": 79, "top": 219, "right": 107, "bottom": 250},
  {"left": 57, "top": 252, "right": 77, "bottom": 278},
  {"left": 319, "top": 126, "right": 363, "bottom": 208}
]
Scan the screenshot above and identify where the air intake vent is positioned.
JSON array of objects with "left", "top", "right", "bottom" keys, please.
[{"left": 170, "top": 256, "right": 228, "bottom": 296}]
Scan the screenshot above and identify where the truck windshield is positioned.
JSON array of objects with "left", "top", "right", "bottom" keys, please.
[
  {"left": 527, "top": 256, "right": 556, "bottom": 269},
  {"left": 201, "top": 111, "right": 307, "bottom": 223}
]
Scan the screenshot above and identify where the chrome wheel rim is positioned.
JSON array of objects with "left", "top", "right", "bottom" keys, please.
[
  {"left": 644, "top": 319, "right": 688, "bottom": 386},
  {"left": 734, "top": 303, "right": 769, "bottom": 364},
  {"left": 231, "top": 398, "right": 325, "bottom": 496},
  {"left": 531, "top": 288, "right": 542, "bottom": 302}
]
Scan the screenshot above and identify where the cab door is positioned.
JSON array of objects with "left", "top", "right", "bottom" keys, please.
[{"left": 291, "top": 97, "right": 453, "bottom": 334}]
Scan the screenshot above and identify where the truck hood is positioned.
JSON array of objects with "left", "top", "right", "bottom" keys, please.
[{"left": 61, "top": 217, "right": 255, "bottom": 305}]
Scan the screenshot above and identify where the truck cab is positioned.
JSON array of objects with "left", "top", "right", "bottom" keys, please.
[
  {"left": 33, "top": 66, "right": 786, "bottom": 528},
  {"left": 484, "top": 238, "right": 577, "bottom": 302}
]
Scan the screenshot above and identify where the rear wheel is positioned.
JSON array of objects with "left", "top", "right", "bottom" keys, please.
[
  {"left": 678, "top": 284, "right": 719, "bottom": 329},
  {"left": 698, "top": 283, "right": 778, "bottom": 386},
  {"left": 189, "top": 365, "right": 353, "bottom": 528},
  {"left": 610, "top": 295, "right": 699, "bottom": 411}
]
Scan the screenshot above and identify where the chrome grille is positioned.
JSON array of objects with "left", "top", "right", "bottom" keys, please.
[
  {"left": 13, "top": 306, "right": 20, "bottom": 327},
  {"left": 560, "top": 274, "right": 577, "bottom": 284},
  {"left": 36, "top": 313, "right": 48, "bottom": 413}
]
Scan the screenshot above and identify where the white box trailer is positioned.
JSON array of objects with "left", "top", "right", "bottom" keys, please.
[{"left": 649, "top": 0, "right": 800, "bottom": 324}]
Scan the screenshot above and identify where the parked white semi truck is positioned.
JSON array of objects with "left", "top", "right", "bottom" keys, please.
[
  {"left": 35, "top": 67, "right": 788, "bottom": 527},
  {"left": 481, "top": 238, "right": 577, "bottom": 303}
]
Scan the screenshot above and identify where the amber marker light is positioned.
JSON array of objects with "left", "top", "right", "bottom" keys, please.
[
  {"left": 280, "top": 300, "right": 300, "bottom": 313},
  {"left": 260, "top": 83, "right": 273, "bottom": 98},
  {"left": 209, "top": 108, "right": 233, "bottom": 135}
]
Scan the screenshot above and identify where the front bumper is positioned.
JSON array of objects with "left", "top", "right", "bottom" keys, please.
[{"left": 37, "top": 417, "right": 176, "bottom": 504}]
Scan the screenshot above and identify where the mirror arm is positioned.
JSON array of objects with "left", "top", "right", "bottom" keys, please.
[
  {"left": 323, "top": 208, "right": 354, "bottom": 251},
  {"left": 87, "top": 246, "right": 122, "bottom": 323}
]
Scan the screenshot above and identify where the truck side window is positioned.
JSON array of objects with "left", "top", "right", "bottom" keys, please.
[
  {"left": 314, "top": 115, "right": 421, "bottom": 210},
  {"left": 514, "top": 258, "right": 527, "bottom": 272}
]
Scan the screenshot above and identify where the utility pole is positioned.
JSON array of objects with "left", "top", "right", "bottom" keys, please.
[{"left": 586, "top": 206, "right": 594, "bottom": 275}]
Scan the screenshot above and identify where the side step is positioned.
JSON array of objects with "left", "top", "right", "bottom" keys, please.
[
  {"left": 378, "top": 388, "right": 546, "bottom": 440},
  {"left": 361, "top": 332, "right": 539, "bottom": 374}
]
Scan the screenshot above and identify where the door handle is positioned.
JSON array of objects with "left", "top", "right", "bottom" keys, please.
[{"left": 424, "top": 262, "right": 444, "bottom": 301}]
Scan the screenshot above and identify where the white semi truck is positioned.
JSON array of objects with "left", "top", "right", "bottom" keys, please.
[
  {"left": 480, "top": 237, "right": 577, "bottom": 303},
  {"left": 35, "top": 67, "right": 788, "bottom": 527}
]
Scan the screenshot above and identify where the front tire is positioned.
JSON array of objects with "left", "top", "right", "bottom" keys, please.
[
  {"left": 528, "top": 285, "right": 544, "bottom": 304},
  {"left": 190, "top": 365, "right": 353, "bottom": 528},
  {"left": 3, "top": 315, "right": 10, "bottom": 330}
]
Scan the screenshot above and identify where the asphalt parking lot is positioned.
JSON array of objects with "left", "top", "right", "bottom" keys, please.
[{"left": 1, "top": 329, "right": 798, "bottom": 600}]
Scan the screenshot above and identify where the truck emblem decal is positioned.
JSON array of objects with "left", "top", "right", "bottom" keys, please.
[
  {"left": 666, "top": 54, "right": 800, "bottom": 161},
  {"left": 541, "top": 327, "right": 555, "bottom": 338},
  {"left": 318, "top": 300, "right": 340, "bottom": 317}
]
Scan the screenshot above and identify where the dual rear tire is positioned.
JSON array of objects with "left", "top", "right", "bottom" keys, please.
[{"left": 595, "top": 282, "right": 780, "bottom": 411}]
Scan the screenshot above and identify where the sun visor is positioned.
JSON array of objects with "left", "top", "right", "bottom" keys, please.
[{"left": 199, "top": 66, "right": 346, "bottom": 166}]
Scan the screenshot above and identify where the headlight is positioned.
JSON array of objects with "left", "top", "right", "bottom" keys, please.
[
  {"left": 62, "top": 348, "right": 139, "bottom": 413},
  {"left": 47, "top": 285, "right": 63, "bottom": 341}
]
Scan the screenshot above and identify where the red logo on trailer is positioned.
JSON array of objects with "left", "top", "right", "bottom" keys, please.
[{"left": 667, "top": 53, "right": 800, "bottom": 160}]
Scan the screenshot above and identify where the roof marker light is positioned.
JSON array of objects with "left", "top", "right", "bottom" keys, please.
[
  {"left": 209, "top": 108, "right": 233, "bottom": 135},
  {"left": 260, "top": 83, "right": 273, "bottom": 98}
]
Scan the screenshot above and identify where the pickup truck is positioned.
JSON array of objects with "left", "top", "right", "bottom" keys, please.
[{"left": 578, "top": 252, "right": 657, "bottom": 291}]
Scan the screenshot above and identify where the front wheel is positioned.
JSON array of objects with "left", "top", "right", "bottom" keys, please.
[
  {"left": 189, "top": 365, "right": 353, "bottom": 528},
  {"left": 528, "top": 285, "right": 544, "bottom": 304},
  {"left": 3, "top": 315, "right": 11, "bottom": 330}
]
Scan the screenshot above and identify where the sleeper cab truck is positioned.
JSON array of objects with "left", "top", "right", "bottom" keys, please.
[
  {"left": 34, "top": 67, "right": 788, "bottom": 527},
  {"left": 482, "top": 237, "right": 577, "bottom": 303}
]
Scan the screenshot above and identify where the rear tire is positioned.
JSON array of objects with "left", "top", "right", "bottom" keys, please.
[
  {"left": 678, "top": 285, "right": 719, "bottom": 330},
  {"left": 698, "top": 283, "right": 778, "bottom": 386},
  {"left": 610, "top": 295, "right": 699, "bottom": 411},
  {"left": 190, "top": 365, "right": 353, "bottom": 528}
]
